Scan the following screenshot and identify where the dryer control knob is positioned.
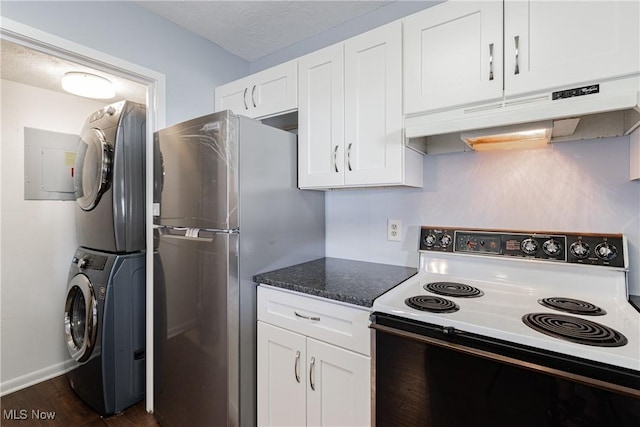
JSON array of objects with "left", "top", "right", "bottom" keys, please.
[{"left": 77, "top": 258, "right": 88, "bottom": 270}]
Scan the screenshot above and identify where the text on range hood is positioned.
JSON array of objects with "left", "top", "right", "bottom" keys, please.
[{"left": 406, "top": 77, "right": 640, "bottom": 155}]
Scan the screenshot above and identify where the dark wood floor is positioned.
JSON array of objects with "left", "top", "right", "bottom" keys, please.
[{"left": 0, "top": 375, "right": 159, "bottom": 426}]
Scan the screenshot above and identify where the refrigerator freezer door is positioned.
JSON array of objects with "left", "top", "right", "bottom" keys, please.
[
  {"left": 153, "top": 111, "right": 238, "bottom": 230},
  {"left": 154, "top": 231, "right": 239, "bottom": 427}
]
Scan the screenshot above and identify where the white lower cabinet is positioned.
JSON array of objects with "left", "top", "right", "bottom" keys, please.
[
  {"left": 257, "top": 322, "right": 307, "bottom": 427},
  {"left": 257, "top": 286, "right": 371, "bottom": 427}
]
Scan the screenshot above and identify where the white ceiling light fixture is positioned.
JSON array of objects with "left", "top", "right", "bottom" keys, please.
[{"left": 61, "top": 72, "right": 115, "bottom": 99}]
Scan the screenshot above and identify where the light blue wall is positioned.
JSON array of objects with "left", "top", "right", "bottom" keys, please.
[
  {"left": 251, "top": 1, "right": 438, "bottom": 72},
  {"left": 1, "top": 0, "right": 249, "bottom": 125}
]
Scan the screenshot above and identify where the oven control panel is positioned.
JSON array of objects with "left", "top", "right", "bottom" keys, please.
[{"left": 419, "top": 227, "right": 626, "bottom": 268}]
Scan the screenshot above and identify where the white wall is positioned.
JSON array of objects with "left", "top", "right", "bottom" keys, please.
[
  {"left": 0, "top": 80, "right": 108, "bottom": 394},
  {"left": 326, "top": 137, "right": 640, "bottom": 294}
]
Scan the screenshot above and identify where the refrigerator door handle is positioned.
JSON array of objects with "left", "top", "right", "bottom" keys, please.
[{"left": 155, "top": 225, "right": 239, "bottom": 242}]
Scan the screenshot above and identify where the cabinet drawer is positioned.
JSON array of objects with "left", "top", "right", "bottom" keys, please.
[{"left": 257, "top": 286, "right": 371, "bottom": 356}]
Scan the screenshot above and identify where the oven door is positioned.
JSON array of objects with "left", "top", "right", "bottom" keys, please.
[{"left": 370, "top": 313, "right": 640, "bottom": 427}]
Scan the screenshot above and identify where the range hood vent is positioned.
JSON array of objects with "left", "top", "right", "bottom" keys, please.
[{"left": 406, "top": 78, "right": 640, "bottom": 155}]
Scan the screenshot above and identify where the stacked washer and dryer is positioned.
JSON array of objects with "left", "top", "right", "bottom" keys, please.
[{"left": 63, "top": 101, "right": 147, "bottom": 416}]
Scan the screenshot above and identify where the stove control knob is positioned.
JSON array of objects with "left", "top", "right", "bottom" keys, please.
[
  {"left": 521, "top": 238, "right": 539, "bottom": 255},
  {"left": 439, "top": 234, "right": 452, "bottom": 248},
  {"left": 542, "top": 239, "right": 562, "bottom": 257},
  {"left": 423, "top": 233, "right": 437, "bottom": 247},
  {"left": 595, "top": 242, "right": 618, "bottom": 261},
  {"left": 570, "top": 240, "right": 590, "bottom": 259}
]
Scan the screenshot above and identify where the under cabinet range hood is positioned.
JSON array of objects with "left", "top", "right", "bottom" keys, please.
[{"left": 406, "top": 78, "right": 640, "bottom": 155}]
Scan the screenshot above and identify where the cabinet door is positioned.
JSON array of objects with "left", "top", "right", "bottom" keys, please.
[
  {"left": 403, "top": 1, "right": 503, "bottom": 113},
  {"left": 306, "top": 338, "right": 371, "bottom": 427},
  {"left": 504, "top": 0, "right": 640, "bottom": 98},
  {"left": 344, "top": 21, "right": 403, "bottom": 186},
  {"left": 257, "top": 322, "right": 307, "bottom": 427},
  {"left": 215, "top": 76, "right": 252, "bottom": 115},
  {"left": 252, "top": 60, "right": 298, "bottom": 119},
  {"left": 298, "top": 44, "right": 345, "bottom": 188}
]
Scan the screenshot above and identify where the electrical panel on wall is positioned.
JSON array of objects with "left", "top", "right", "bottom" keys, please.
[{"left": 24, "top": 127, "right": 78, "bottom": 200}]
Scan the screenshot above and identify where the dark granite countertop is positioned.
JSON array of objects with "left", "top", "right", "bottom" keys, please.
[
  {"left": 630, "top": 295, "right": 640, "bottom": 313},
  {"left": 253, "top": 257, "right": 418, "bottom": 308}
]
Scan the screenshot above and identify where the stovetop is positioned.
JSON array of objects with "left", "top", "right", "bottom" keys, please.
[{"left": 372, "top": 227, "right": 640, "bottom": 372}]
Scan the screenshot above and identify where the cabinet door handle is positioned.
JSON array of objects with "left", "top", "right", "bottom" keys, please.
[
  {"left": 243, "top": 88, "right": 249, "bottom": 110},
  {"left": 514, "top": 35, "right": 520, "bottom": 75},
  {"left": 309, "top": 357, "right": 316, "bottom": 391},
  {"left": 489, "top": 43, "right": 494, "bottom": 81},
  {"left": 294, "top": 351, "right": 301, "bottom": 383},
  {"left": 294, "top": 311, "right": 320, "bottom": 321},
  {"left": 251, "top": 85, "right": 257, "bottom": 107},
  {"left": 347, "top": 143, "right": 353, "bottom": 171},
  {"left": 333, "top": 145, "right": 339, "bottom": 173}
]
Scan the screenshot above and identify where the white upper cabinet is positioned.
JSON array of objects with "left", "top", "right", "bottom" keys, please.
[
  {"left": 503, "top": 0, "right": 640, "bottom": 98},
  {"left": 298, "top": 44, "right": 345, "bottom": 188},
  {"left": 404, "top": 1, "right": 503, "bottom": 114},
  {"left": 344, "top": 21, "right": 405, "bottom": 186},
  {"left": 215, "top": 60, "right": 297, "bottom": 119},
  {"left": 298, "top": 21, "right": 423, "bottom": 189},
  {"left": 404, "top": 0, "right": 640, "bottom": 114}
]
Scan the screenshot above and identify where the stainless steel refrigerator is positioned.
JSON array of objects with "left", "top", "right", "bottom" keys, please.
[{"left": 152, "top": 111, "right": 325, "bottom": 427}]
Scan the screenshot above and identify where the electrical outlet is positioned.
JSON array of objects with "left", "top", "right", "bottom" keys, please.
[{"left": 387, "top": 219, "right": 401, "bottom": 242}]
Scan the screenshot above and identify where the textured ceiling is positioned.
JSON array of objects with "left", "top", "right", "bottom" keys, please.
[{"left": 136, "top": 0, "right": 392, "bottom": 61}]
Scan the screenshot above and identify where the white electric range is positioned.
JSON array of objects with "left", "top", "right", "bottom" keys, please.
[{"left": 371, "top": 227, "right": 640, "bottom": 401}]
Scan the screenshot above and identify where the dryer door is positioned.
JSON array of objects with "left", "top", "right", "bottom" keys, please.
[
  {"left": 74, "top": 128, "right": 111, "bottom": 211},
  {"left": 64, "top": 274, "right": 99, "bottom": 362}
]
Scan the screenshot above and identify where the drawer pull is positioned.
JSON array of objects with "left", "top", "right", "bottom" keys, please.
[
  {"left": 294, "top": 311, "right": 320, "bottom": 321},
  {"left": 294, "top": 351, "right": 301, "bottom": 383},
  {"left": 310, "top": 357, "right": 316, "bottom": 391}
]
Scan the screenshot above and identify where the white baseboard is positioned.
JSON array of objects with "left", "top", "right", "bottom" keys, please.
[{"left": 0, "top": 359, "right": 76, "bottom": 396}]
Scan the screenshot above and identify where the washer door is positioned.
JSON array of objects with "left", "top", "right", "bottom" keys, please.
[
  {"left": 74, "top": 128, "right": 111, "bottom": 211},
  {"left": 64, "top": 274, "right": 98, "bottom": 362}
]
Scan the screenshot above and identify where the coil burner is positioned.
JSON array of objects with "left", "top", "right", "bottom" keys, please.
[
  {"left": 539, "top": 297, "right": 606, "bottom": 316},
  {"left": 405, "top": 296, "right": 459, "bottom": 313},
  {"left": 522, "top": 313, "right": 627, "bottom": 347},
  {"left": 424, "top": 282, "right": 484, "bottom": 298}
]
